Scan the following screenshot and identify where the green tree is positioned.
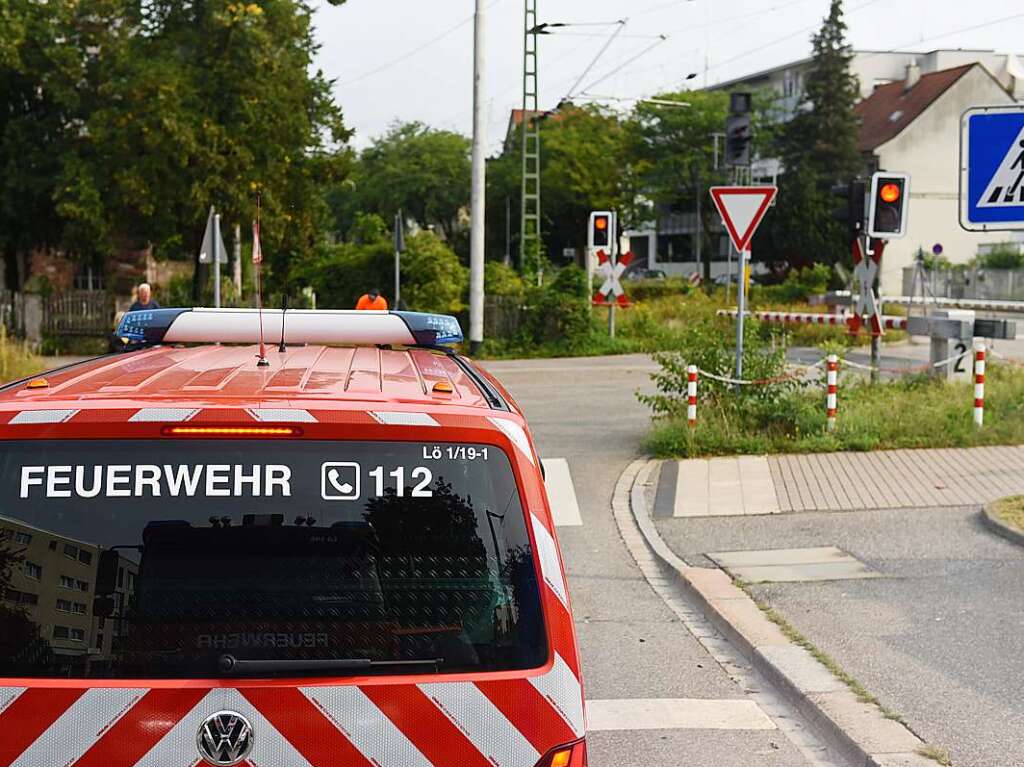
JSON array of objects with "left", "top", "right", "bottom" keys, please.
[
  {"left": 339, "top": 122, "right": 471, "bottom": 245},
  {"left": 487, "top": 104, "right": 629, "bottom": 272},
  {"left": 771, "top": 0, "right": 862, "bottom": 269},
  {"left": 296, "top": 214, "right": 467, "bottom": 313},
  {"left": 627, "top": 91, "right": 728, "bottom": 278}
]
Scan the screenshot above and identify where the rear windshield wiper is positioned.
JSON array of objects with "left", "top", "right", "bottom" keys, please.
[{"left": 217, "top": 654, "right": 443, "bottom": 676}]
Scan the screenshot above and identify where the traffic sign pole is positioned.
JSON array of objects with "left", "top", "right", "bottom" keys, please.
[{"left": 735, "top": 248, "right": 749, "bottom": 384}]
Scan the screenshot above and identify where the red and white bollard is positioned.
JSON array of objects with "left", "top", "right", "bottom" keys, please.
[
  {"left": 826, "top": 354, "right": 839, "bottom": 431},
  {"left": 974, "top": 341, "right": 986, "bottom": 428},
  {"left": 687, "top": 365, "right": 698, "bottom": 428}
]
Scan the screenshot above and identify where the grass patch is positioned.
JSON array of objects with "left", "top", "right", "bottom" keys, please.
[
  {"left": 988, "top": 496, "right": 1024, "bottom": 532},
  {"left": 733, "top": 578, "right": 906, "bottom": 723},
  {"left": 0, "top": 327, "right": 45, "bottom": 383},
  {"left": 646, "top": 362, "right": 1024, "bottom": 458},
  {"left": 917, "top": 744, "right": 953, "bottom": 765}
]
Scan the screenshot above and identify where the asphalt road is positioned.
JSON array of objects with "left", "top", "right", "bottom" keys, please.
[
  {"left": 480, "top": 355, "right": 821, "bottom": 767},
  {"left": 657, "top": 504, "right": 1024, "bottom": 767}
]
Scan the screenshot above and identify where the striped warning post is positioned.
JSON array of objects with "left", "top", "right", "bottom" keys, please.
[
  {"left": 826, "top": 354, "right": 838, "bottom": 432},
  {"left": 687, "top": 365, "right": 698, "bottom": 427},
  {"left": 974, "top": 342, "right": 986, "bottom": 428}
]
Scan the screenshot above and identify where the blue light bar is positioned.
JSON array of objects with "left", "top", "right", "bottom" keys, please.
[
  {"left": 116, "top": 308, "right": 191, "bottom": 344},
  {"left": 114, "top": 308, "right": 464, "bottom": 348},
  {"left": 393, "top": 311, "right": 464, "bottom": 345}
]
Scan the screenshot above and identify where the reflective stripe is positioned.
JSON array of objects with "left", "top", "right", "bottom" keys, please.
[
  {"left": 419, "top": 682, "right": 540, "bottom": 767},
  {"left": 135, "top": 688, "right": 313, "bottom": 767},
  {"left": 10, "top": 688, "right": 146, "bottom": 767},
  {"left": 129, "top": 408, "right": 199, "bottom": 423},
  {"left": 531, "top": 514, "right": 568, "bottom": 609},
  {"left": 302, "top": 686, "right": 433, "bottom": 767},
  {"left": 248, "top": 408, "right": 317, "bottom": 423},
  {"left": 369, "top": 411, "right": 440, "bottom": 427},
  {"left": 488, "top": 417, "right": 535, "bottom": 466},
  {"left": 0, "top": 687, "right": 24, "bottom": 715},
  {"left": 530, "top": 654, "right": 585, "bottom": 738},
  {"left": 9, "top": 409, "right": 78, "bottom": 424}
]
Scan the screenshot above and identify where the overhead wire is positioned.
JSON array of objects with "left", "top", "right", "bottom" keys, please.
[{"left": 337, "top": 0, "right": 507, "bottom": 88}]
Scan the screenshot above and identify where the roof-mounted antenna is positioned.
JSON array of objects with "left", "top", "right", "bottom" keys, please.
[
  {"left": 278, "top": 293, "right": 288, "bottom": 353},
  {"left": 253, "top": 193, "right": 269, "bottom": 368}
]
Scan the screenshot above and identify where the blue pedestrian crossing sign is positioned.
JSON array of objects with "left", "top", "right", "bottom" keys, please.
[{"left": 960, "top": 105, "right": 1024, "bottom": 231}]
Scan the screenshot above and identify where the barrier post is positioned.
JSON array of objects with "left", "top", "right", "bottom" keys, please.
[
  {"left": 826, "top": 354, "right": 838, "bottom": 432},
  {"left": 687, "top": 365, "right": 698, "bottom": 428},
  {"left": 974, "top": 341, "right": 985, "bottom": 428}
]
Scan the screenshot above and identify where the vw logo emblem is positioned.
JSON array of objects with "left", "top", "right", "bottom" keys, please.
[{"left": 196, "top": 711, "right": 254, "bottom": 767}]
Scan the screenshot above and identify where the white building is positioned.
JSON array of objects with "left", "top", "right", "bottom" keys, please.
[
  {"left": 854, "top": 62, "right": 1018, "bottom": 292},
  {"left": 711, "top": 49, "right": 1024, "bottom": 117}
]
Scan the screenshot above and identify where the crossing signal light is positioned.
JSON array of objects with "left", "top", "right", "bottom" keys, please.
[
  {"left": 725, "top": 113, "right": 751, "bottom": 168},
  {"left": 588, "top": 211, "right": 613, "bottom": 250},
  {"left": 830, "top": 179, "right": 866, "bottom": 244},
  {"left": 868, "top": 171, "right": 910, "bottom": 239}
]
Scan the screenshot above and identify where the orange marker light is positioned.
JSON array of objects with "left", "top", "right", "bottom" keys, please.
[
  {"left": 551, "top": 750, "right": 572, "bottom": 767},
  {"left": 432, "top": 381, "right": 454, "bottom": 394},
  {"left": 162, "top": 426, "right": 301, "bottom": 437},
  {"left": 879, "top": 183, "right": 901, "bottom": 203},
  {"left": 26, "top": 378, "right": 49, "bottom": 389}
]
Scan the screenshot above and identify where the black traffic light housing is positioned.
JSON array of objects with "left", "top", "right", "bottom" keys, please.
[
  {"left": 725, "top": 92, "right": 752, "bottom": 168},
  {"left": 831, "top": 179, "right": 867, "bottom": 245},
  {"left": 867, "top": 172, "right": 910, "bottom": 239},
  {"left": 588, "top": 211, "right": 613, "bottom": 251}
]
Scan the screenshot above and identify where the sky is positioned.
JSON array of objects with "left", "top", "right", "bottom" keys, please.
[{"left": 313, "top": 0, "right": 1024, "bottom": 152}]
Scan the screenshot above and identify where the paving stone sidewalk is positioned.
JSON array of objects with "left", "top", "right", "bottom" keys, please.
[{"left": 655, "top": 446, "right": 1024, "bottom": 517}]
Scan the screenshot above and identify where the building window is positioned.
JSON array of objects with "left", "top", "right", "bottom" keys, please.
[
  {"left": 53, "top": 626, "right": 70, "bottom": 639},
  {"left": 78, "top": 550, "right": 93, "bottom": 566},
  {"left": 96, "top": 633, "right": 104, "bottom": 648},
  {"left": 49, "top": 540, "right": 57, "bottom": 551},
  {"left": 76, "top": 580, "right": 89, "bottom": 592},
  {"left": 13, "top": 531, "right": 31, "bottom": 545},
  {"left": 3, "top": 589, "right": 38, "bottom": 606},
  {"left": 23, "top": 561, "right": 42, "bottom": 580},
  {"left": 56, "top": 598, "right": 72, "bottom": 613},
  {"left": 70, "top": 628, "right": 85, "bottom": 642},
  {"left": 60, "top": 575, "right": 76, "bottom": 589},
  {"left": 117, "top": 567, "right": 125, "bottom": 588},
  {"left": 72, "top": 602, "right": 87, "bottom": 615}
]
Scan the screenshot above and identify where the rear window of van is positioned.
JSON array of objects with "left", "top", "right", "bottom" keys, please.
[{"left": 0, "top": 440, "right": 546, "bottom": 679}]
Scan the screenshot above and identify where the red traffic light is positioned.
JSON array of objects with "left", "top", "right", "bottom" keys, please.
[
  {"left": 879, "top": 183, "right": 901, "bottom": 203},
  {"left": 594, "top": 216, "right": 608, "bottom": 231}
]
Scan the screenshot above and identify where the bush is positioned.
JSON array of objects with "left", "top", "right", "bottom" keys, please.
[
  {"left": 627, "top": 277, "right": 693, "bottom": 302},
  {"left": 297, "top": 214, "right": 467, "bottom": 313},
  {"left": 485, "top": 261, "right": 525, "bottom": 300},
  {"left": 757, "top": 263, "right": 832, "bottom": 303},
  {"left": 978, "top": 246, "right": 1024, "bottom": 270}
]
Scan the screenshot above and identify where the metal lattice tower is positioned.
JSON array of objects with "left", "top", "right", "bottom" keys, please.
[{"left": 520, "top": 0, "right": 541, "bottom": 277}]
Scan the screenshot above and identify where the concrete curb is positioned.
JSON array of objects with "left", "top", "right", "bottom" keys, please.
[
  {"left": 613, "top": 458, "right": 940, "bottom": 767},
  {"left": 981, "top": 501, "right": 1024, "bottom": 548}
]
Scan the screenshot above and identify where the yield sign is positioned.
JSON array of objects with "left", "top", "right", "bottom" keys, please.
[{"left": 709, "top": 186, "right": 777, "bottom": 252}]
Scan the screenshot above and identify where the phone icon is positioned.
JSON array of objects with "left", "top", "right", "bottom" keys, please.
[{"left": 321, "top": 462, "right": 360, "bottom": 501}]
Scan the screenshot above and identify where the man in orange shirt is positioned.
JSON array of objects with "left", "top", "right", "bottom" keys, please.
[{"left": 355, "top": 289, "right": 388, "bottom": 311}]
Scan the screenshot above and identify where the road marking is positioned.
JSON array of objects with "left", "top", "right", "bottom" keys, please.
[
  {"left": 708, "top": 546, "right": 881, "bottom": 583},
  {"left": 586, "top": 698, "right": 776, "bottom": 732},
  {"left": 542, "top": 458, "right": 583, "bottom": 527},
  {"left": 672, "top": 456, "right": 780, "bottom": 517}
]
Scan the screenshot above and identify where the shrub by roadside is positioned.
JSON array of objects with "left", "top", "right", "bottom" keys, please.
[{"left": 645, "top": 362, "right": 1024, "bottom": 458}]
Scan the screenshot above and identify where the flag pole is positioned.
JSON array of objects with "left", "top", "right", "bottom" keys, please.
[{"left": 254, "top": 193, "right": 269, "bottom": 367}]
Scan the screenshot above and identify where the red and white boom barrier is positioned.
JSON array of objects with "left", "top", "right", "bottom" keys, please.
[
  {"left": 716, "top": 309, "right": 908, "bottom": 332},
  {"left": 974, "top": 342, "right": 986, "bottom": 428}
]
